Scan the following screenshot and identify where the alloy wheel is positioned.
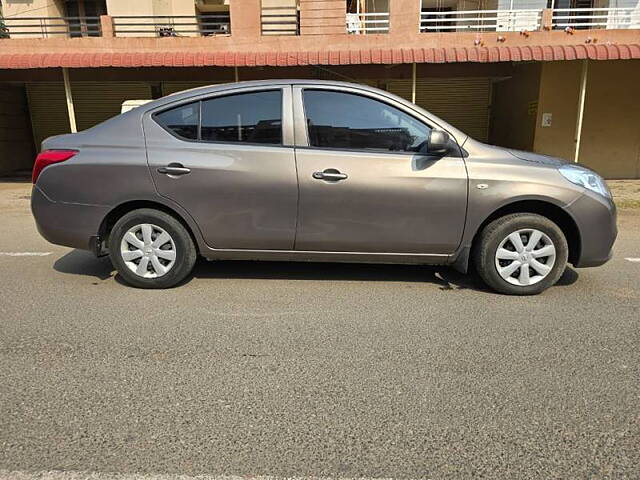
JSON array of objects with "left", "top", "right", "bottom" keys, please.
[
  {"left": 120, "top": 223, "right": 177, "bottom": 278},
  {"left": 494, "top": 228, "right": 556, "bottom": 286}
]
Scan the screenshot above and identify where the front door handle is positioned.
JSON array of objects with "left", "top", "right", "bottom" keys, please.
[
  {"left": 157, "top": 162, "right": 191, "bottom": 176},
  {"left": 312, "top": 169, "right": 348, "bottom": 182}
]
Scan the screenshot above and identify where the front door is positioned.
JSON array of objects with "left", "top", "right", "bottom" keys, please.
[
  {"left": 293, "top": 87, "right": 468, "bottom": 254},
  {"left": 144, "top": 87, "right": 298, "bottom": 250}
]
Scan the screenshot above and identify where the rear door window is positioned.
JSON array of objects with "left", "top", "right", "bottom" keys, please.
[{"left": 200, "top": 90, "right": 282, "bottom": 145}]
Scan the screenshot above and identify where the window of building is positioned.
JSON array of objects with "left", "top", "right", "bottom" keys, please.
[
  {"left": 154, "top": 102, "right": 200, "bottom": 140},
  {"left": 65, "top": 0, "right": 107, "bottom": 37},
  {"left": 303, "top": 90, "right": 431, "bottom": 153},
  {"left": 201, "top": 90, "right": 282, "bottom": 145},
  {"left": 420, "top": 6, "right": 454, "bottom": 33}
]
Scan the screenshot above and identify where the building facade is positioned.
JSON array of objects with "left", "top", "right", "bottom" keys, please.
[{"left": 0, "top": 0, "right": 639, "bottom": 177}]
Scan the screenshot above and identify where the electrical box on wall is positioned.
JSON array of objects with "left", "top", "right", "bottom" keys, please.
[{"left": 541, "top": 113, "right": 553, "bottom": 127}]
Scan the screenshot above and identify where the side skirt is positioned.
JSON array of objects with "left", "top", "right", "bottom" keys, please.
[{"left": 200, "top": 248, "right": 453, "bottom": 266}]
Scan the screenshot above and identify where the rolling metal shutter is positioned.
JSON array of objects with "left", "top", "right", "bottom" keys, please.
[
  {"left": 161, "top": 82, "right": 225, "bottom": 96},
  {"left": 386, "top": 78, "right": 492, "bottom": 142},
  {"left": 0, "top": 85, "right": 35, "bottom": 173},
  {"left": 26, "top": 82, "right": 152, "bottom": 148},
  {"left": 72, "top": 82, "right": 152, "bottom": 131},
  {"left": 26, "top": 83, "right": 70, "bottom": 149}
]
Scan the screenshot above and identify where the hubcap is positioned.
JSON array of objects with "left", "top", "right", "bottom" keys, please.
[
  {"left": 120, "top": 223, "right": 177, "bottom": 279},
  {"left": 494, "top": 228, "right": 556, "bottom": 286}
]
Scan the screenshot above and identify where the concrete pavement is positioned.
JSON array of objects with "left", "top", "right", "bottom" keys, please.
[{"left": 0, "top": 181, "right": 639, "bottom": 479}]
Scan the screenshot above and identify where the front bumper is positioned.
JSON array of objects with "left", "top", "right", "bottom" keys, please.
[
  {"left": 566, "top": 190, "right": 617, "bottom": 268},
  {"left": 31, "top": 185, "right": 110, "bottom": 251}
]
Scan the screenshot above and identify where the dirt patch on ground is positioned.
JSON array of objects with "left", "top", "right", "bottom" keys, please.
[
  {"left": 608, "top": 180, "right": 640, "bottom": 210},
  {"left": 0, "top": 181, "right": 32, "bottom": 213}
]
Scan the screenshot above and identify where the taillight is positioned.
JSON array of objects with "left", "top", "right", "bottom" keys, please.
[{"left": 32, "top": 150, "right": 78, "bottom": 184}]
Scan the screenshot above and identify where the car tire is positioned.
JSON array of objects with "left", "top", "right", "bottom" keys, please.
[
  {"left": 109, "top": 208, "right": 197, "bottom": 289},
  {"left": 473, "top": 213, "right": 569, "bottom": 295}
]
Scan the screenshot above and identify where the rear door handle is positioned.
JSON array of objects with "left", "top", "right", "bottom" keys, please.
[
  {"left": 312, "top": 169, "right": 348, "bottom": 181},
  {"left": 157, "top": 162, "right": 191, "bottom": 176}
]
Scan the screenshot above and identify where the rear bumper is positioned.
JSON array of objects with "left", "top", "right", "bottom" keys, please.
[
  {"left": 567, "top": 191, "right": 617, "bottom": 268},
  {"left": 31, "top": 185, "right": 110, "bottom": 251}
]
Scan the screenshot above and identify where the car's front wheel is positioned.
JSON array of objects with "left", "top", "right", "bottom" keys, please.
[
  {"left": 473, "top": 213, "right": 569, "bottom": 295},
  {"left": 109, "top": 208, "right": 197, "bottom": 289}
]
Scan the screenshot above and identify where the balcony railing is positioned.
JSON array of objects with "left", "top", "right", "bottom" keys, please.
[
  {"left": 261, "top": 6, "right": 299, "bottom": 35},
  {"left": 346, "top": 12, "right": 389, "bottom": 34},
  {"left": 420, "top": 9, "right": 542, "bottom": 32},
  {"left": 0, "top": 16, "right": 101, "bottom": 38},
  {"left": 112, "top": 15, "right": 230, "bottom": 37},
  {"left": 1, "top": 5, "right": 639, "bottom": 41},
  {"left": 552, "top": 7, "right": 640, "bottom": 30}
]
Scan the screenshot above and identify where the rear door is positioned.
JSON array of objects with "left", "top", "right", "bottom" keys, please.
[
  {"left": 292, "top": 86, "right": 468, "bottom": 254},
  {"left": 143, "top": 86, "right": 298, "bottom": 250}
]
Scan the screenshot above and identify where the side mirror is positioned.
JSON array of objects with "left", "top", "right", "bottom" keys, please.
[{"left": 424, "top": 130, "right": 452, "bottom": 155}]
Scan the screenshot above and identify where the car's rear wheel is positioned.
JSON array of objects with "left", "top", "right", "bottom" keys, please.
[
  {"left": 473, "top": 213, "right": 568, "bottom": 295},
  {"left": 109, "top": 208, "right": 197, "bottom": 289}
]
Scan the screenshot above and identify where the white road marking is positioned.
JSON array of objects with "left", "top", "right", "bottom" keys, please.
[
  {"left": 0, "top": 472, "right": 399, "bottom": 480},
  {"left": 0, "top": 252, "right": 52, "bottom": 257},
  {"left": 625, "top": 257, "right": 640, "bottom": 262}
]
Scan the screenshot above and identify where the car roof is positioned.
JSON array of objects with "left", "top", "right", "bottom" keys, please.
[
  {"left": 167, "top": 79, "right": 374, "bottom": 97},
  {"left": 162, "top": 79, "right": 386, "bottom": 104}
]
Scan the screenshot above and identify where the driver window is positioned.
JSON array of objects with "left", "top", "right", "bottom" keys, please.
[{"left": 303, "top": 90, "right": 431, "bottom": 153}]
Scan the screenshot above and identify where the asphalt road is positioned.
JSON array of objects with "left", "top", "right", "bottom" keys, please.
[{"left": 1, "top": 182, "right": 639, "bottom": 479}]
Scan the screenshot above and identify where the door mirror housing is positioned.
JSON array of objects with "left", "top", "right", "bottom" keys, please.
[{"left": 423, "top": 130, "right": 452, "bottom": 155}]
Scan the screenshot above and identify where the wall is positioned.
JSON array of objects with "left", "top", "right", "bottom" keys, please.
[
  {"left": 154, "top": 0, "right": 198, "bottom": 16},
  {"left": 2, "top": 0, "right": 65, "bottom": 17},
  {"left": 106, "top": 0, "right": 196, "bottom": 15},
  {"left": 106, "top": 0, "right": 152, "bottom": 15},
  {"left": 106, "top": 0, "right": 198, "bottom": 36},
  {"left": 0, "top": 84, "right": 35, "bottom": 175},
  {"left": 3, "top": 0, "right": 66, "bottom": 38},
  {"left": 490, "top": 61, "right": 541, "bottom": 151},
  {"left": 157, "top": 0, "right": 199, "bottom": 36},
  {"left": 300, "top": 0, "right": 345, "bottom": 35},
  {"left": 106, "top": 0, "right": 154, "bottom": 36},
  {"left": 533, "top": 59, "right": 640, "bottom": 178},
  {"left": 532, "top": 60, "right": 582, "bottom": 163}
]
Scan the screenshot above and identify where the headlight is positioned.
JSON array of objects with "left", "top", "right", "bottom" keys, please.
[{"left": 559, "top": 164, "right": 611, "bottom": 198}]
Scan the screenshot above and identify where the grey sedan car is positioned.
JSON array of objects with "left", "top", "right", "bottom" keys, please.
[{"left": 31, "top": 80, "right": 616, "bottom": 294}]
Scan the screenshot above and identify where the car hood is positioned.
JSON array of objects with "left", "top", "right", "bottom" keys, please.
[{"left": 506, "top": 148, "right": 567, "bottom": 167}]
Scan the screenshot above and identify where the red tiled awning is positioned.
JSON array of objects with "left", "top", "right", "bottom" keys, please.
[{"left": 1, "top": 44, "right": 639, "bottom": 69}]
